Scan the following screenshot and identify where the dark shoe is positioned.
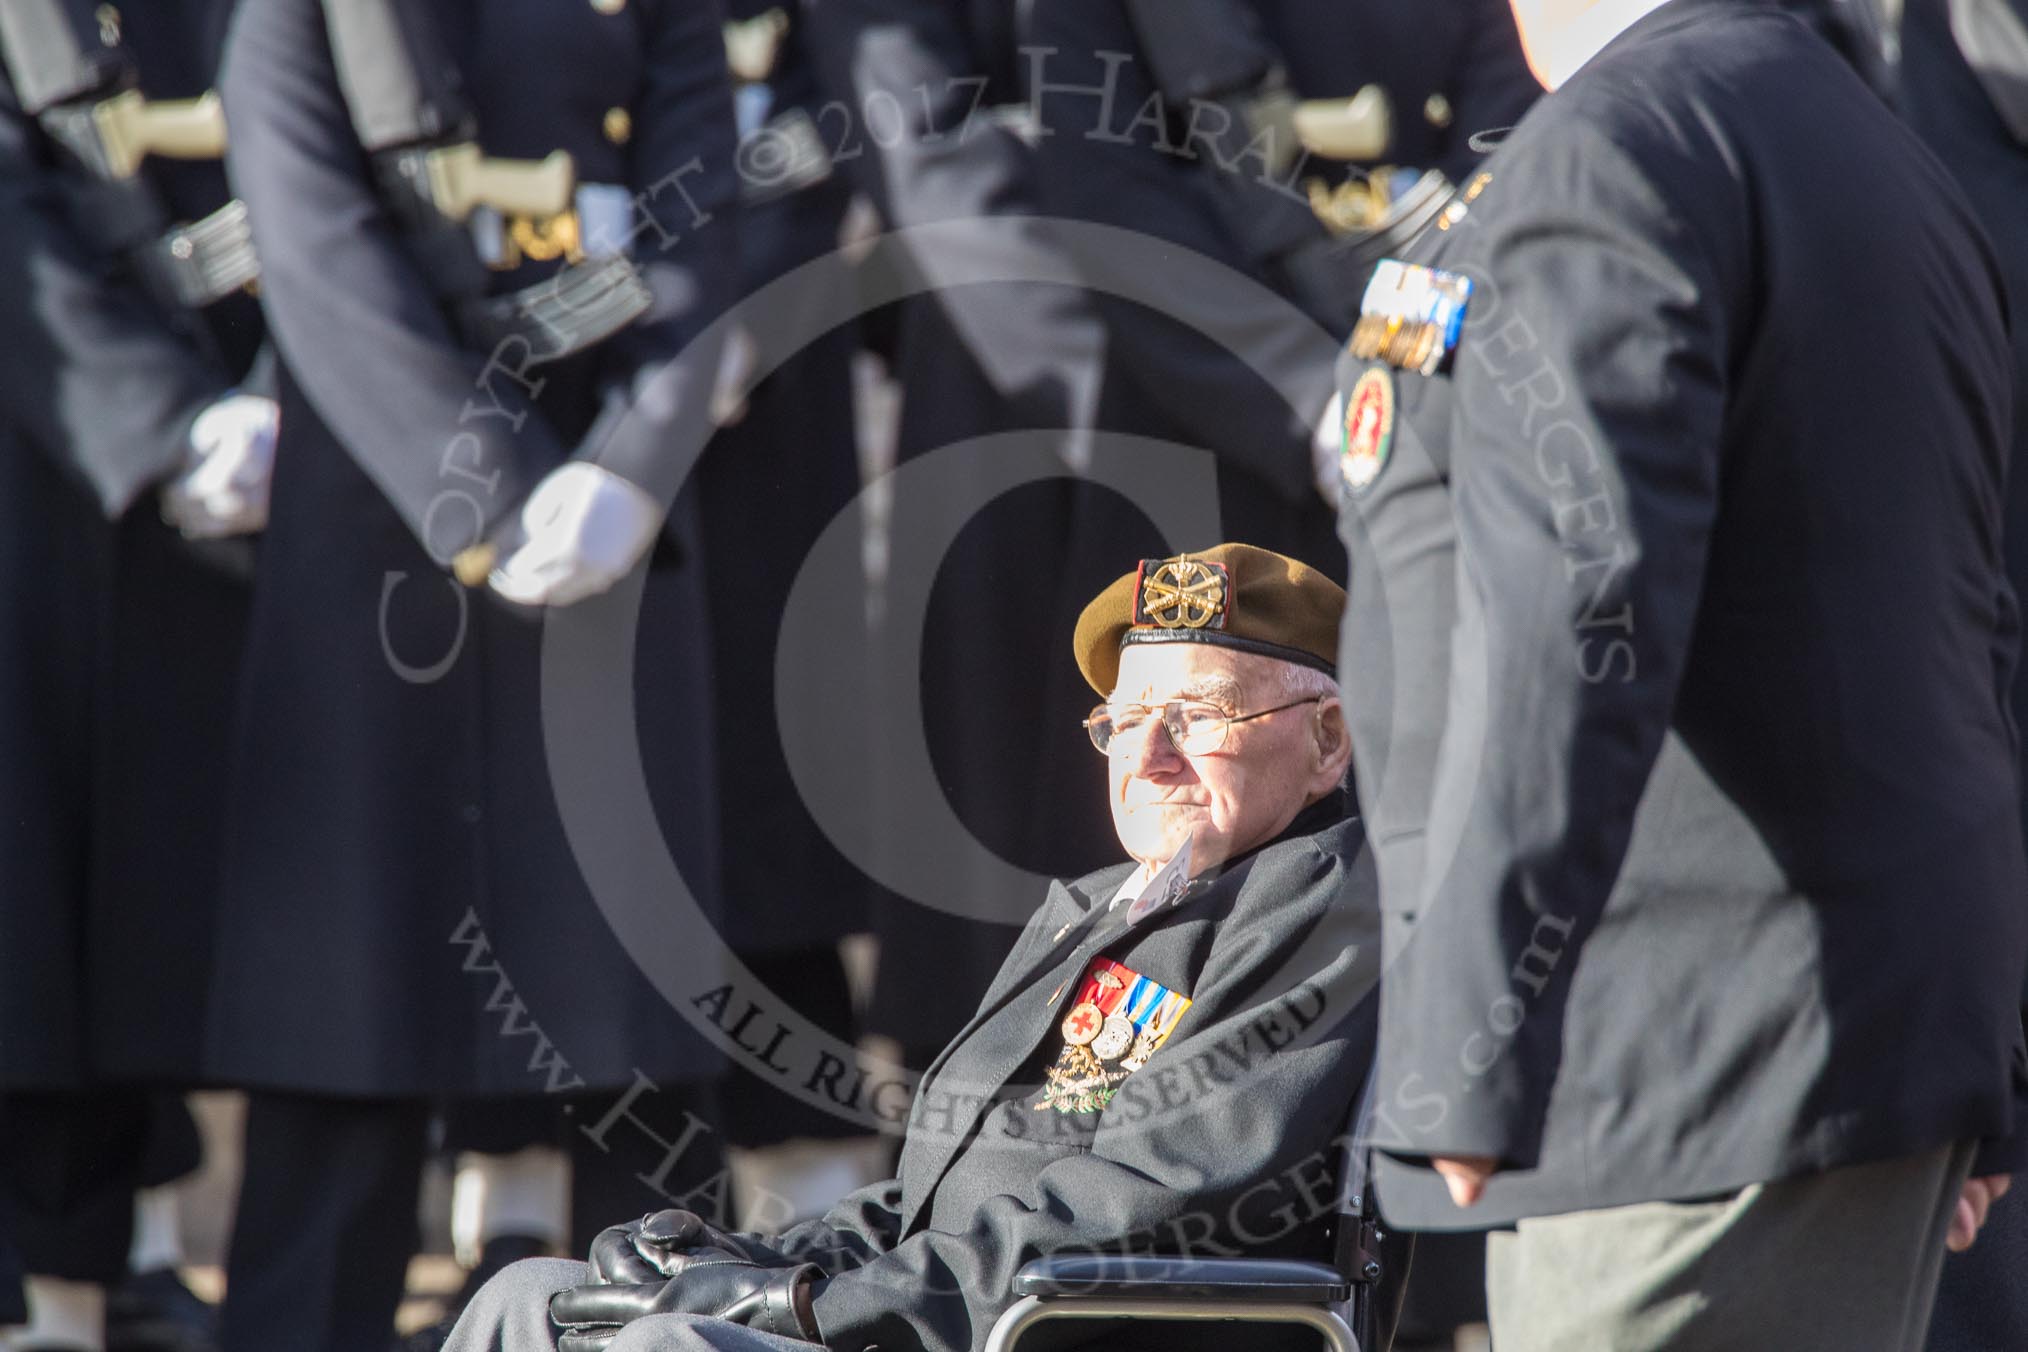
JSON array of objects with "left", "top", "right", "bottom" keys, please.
[
  {"left": 394, "top": 1235, "right": 554, "bottom": 1352},
  {"left": 105, "top": 1268, "right": 218, "bottom": 1352}
]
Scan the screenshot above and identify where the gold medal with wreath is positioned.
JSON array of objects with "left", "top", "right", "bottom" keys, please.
[
  {"left": 1035, "top": 1043, "right": 1126, "bottom": 1114},
  {"left": 1033, "top": 957, "right": 1194, "bottom": 1114}
]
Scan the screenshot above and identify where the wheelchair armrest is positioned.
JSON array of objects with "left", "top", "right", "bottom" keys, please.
[{"left": 1012, "top": 1255, "right": 1351, "bottom": 1303}]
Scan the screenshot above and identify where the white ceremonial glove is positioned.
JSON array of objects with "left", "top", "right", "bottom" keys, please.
[
  {"left": 1312, "top": 391, "right": 1344, "bottom": 508},
  {"left": 488, "top": 461, "right": 664, "bottom": 608},
  {"left": 162, "top": 393, "right": 278, "bottom": 537}
]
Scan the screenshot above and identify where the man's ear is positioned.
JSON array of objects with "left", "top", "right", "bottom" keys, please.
[{"left": 1312, "top": 697, "right": 1352, "bottom": 789}]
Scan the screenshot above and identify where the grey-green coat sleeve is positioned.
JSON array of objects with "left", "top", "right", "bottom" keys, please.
[{"left": 1373, "top": 107, "right": 1736, "bottom": 1168}]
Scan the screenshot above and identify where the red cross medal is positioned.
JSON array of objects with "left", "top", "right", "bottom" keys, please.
[{"left": 1060, "top": 1001, "right": 1104, "bottom": 1047}]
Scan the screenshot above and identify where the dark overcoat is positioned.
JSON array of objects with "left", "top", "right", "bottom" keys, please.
[
  {"left": 206, "top": 0, "right": 740, "bottom": 1096},
  {"left": 699, "top": 1, "right": 871, "bottom": 950},
  {"left": 1336, "top": 0, "right": 2028, "bottom": 1230},
  {"left": 720, "top": 804, "right": 1380, "bottom": 1352},
  {"left": 0, "top": 0, "right": 262, "bottom": 1088}
]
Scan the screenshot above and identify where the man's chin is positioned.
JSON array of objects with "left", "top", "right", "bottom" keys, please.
[{"left": 1114, "top": 816, "right": 1211, "bottom": 867}]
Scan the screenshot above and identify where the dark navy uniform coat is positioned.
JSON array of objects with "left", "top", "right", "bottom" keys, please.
[
  {"left": 208, "top": 0, "right": 739, "bottom": 1096},
  {"left": 0, "top": 0, "right": 261, "bottom": 1088},
  {"left": 700, "top": 0, "right": 871, "bottom": 952},
  {"left": 1337, "top": 0, "right": 2028, "bottom": 1229},
  {"left": 697, "top": 0, "right": 875, "bottom": 1147}
]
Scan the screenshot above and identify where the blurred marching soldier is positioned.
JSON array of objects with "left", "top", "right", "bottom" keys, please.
[
  {"left": 0, "top": 0, "right": 271, "bottom": 1346},
  {"left": 804, "top": 0, "right": 1530, "bottom": 1095},
  {"left": 798, "top": 0, "right": 1124, "bottom": 1073},
  {"left": 696, "top": 3, "right": 883, "bottom": 1219},
  {"left": 412, "top": 16, "right": 880, "bottom": 1337},
  {"left": 209, "top": 1, "right": 740, "bottom": 1348},
  {"left": 1901, "top": 3, "right": 2028, "bottom": 1347}
]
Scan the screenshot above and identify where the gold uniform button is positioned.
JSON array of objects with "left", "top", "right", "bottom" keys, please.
[
  {"left": 1424, "top": 92, "right": 1454, "bottom": 128},
  {"left": 603, "top": 107, "right": 632, "bottom": 145},
  {"left": 589, "top": 0, "right": 624, "bottom": 13}
]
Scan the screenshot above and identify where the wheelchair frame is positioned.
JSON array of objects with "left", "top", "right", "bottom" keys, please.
[{"left": 983, "top": 1079, "right": 1390, "bottom": 1352}]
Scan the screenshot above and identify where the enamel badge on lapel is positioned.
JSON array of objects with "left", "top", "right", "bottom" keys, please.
[
  {"left": 1436, "top": 171, "right": 1494, "bottom": 233},
  {"left": 1126, "top": 835, "right": 1193, "bottom": 928},
  {"left": 1348, "top": 257, "right": 1473, "bottom": 376},
  {"left": 1341, "top": 366, "right": 1395, "bottom": 497},
  {"left": 1037, "top": 958, "right": 1194, "bottom": 1114}
]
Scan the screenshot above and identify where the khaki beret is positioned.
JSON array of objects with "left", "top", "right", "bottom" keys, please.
[{"left": 1073, "top": 543, "right": 1346, "bottom": 695}]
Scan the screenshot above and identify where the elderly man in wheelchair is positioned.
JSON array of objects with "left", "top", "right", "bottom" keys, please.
[{"left": 445, "top": 544, "right": 1392, "bottom": 1352}]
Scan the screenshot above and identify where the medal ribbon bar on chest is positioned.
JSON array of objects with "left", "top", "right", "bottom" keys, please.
[{"left": 1348, "top": 257, "right": 1472, "bottom": 376}]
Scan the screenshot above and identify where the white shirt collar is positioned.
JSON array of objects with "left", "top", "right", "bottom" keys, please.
[{"left": 1106, "top": 862, "right": 1156, "bottom": 912}]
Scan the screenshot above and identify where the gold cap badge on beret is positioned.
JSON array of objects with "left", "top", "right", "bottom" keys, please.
[
  {"left": 1074, "top": 542, "right": 1345, "bottom": 695},
  {"left": 1135, "top": 556, "right": 1229, "bottom": 631}
]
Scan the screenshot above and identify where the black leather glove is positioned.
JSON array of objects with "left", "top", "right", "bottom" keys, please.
[
  {"left": 550, "top": 1259, "right": 822, "bottom": 1351},
  {"left": 586, "top": 1209, "right": 791, "bottom": 1285}
]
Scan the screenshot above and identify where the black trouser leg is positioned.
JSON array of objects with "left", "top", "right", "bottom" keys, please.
[
  {"left": 717, "top": 949, "right": 859, "bottom": 1150},
  {"left": 437, "top": 1099, "right": 558, "bottom": 1159},
  {"left": 220, "top": 1093, "right": 427, "bottom": 1352},
  {"left": 0, "top": 1090, "right": 148, "bottom": 1283},
  {"left": 134, "top": 1094, "right": 204, "bottom": 1191},
  {"left": 1926, "top": 1184, "right": 2028, "bottom": 1352},
  {"left": 1, "top": 1204, "right": 24, "bottom": 1325},
  {"left": 566, "top": 1081, "right": 727, "bottom": 1252},
  {"left": 440, "top": 1082, "right": 730, "bottom": 1258}
]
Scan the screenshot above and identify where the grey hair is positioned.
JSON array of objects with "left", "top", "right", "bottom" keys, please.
[
  {"left": 1274, "top": 661, "right": 1342, "bottom": 706},
  {"left": 1273, "top": 662, "right": 1351, "bottom": 789}
]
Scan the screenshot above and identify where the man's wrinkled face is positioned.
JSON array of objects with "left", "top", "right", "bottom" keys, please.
[{"left": 1105, "top": 644, "right": 1342, "bottom": 874}]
